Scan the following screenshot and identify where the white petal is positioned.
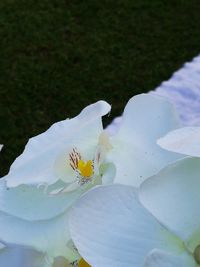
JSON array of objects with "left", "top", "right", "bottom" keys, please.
[
  {"left": 143, "top": 249, "right": 196, "bottom": 267},
  {"left": 0, "top": 209, "right": 78, "bottom": 262},
  {"left": 109, "top": 94, "right": 182, "bottom": 186},
  {"left": 0, "top": 179, "right": 81, "bottom": 221},
  {"left": 6, "top": 101, "right": 111, "bottom": 188},
  {"left": 0, "top": 245, "right": 51, "bottom": 267},
  {"left": 158, "top": 127, "right": 200, "bottom": 157},
  {"left": 140, "top": 157, "right": 200, "bottom": 251},
  {"left": 69, "top": 185, "right": 182, "bottom": 267}
]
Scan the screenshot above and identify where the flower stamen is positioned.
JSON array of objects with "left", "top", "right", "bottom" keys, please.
[
  {"left": 69, "top": 148, "right": 94, "bottom": 184},
  {"left": 77, "top": 160, "right": 93, "bottom": 178},
  {"left": 69, "top": 148, "right": 81, "bottom": 170}
]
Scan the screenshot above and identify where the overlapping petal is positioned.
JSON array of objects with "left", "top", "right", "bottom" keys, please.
[
  {"left": 69, "top": 185, "right": 183, "bottom": 267},
  {"left": 0, "top": 179, "right": 81, "bottom": 221},
  {"left": 140, "top": 157, "right": 200, "bottom": 251},
  {"left": 0, "top": 208, "right": 78, "bottom": 262},
  {"left": 108, "top": 94, "right": 182, "bottom": 186},
  {"left": 158, "top": 127, "right": 200, "bottom": 157}
]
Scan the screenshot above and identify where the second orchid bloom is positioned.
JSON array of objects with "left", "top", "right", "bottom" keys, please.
[{"left": 0, "top": 94, "right": 182, "bottom": 266}]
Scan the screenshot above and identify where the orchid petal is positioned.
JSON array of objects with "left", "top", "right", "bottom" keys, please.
[
  {"left": 0, "top": 209, "right": 78, "bottom": 262},
  {"left": 158, "top": 127, "right": 200, "bottom": 157},
  {"left": 69, "top": 185, "right": 182, "bottom": 267},
  {"left": 101, "top": 163, "right": 116, "bottom": 184},
  {"left": 6, "top": 101, "right": 111, "bottom": 188},
  {"left": 140, "top": 157, "right": 200, "bottom": 251},
  {"left": 0, "top": 179, "right": 81, "bottom": 221},
  {"left": 109, "top": 94, "right": 182, "bottom": 186}
]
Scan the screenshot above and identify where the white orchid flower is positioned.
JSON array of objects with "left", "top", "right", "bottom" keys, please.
[
  {"left": 0, "top": 94, "right": 182, "bottom": 264},
  {"left": 5, "top": 94, "right": 182, "bottom": 189},
  {"left": 69, "top": 157, "right": 200, "bottom": 267},
  {"left": 5, "top": 101, "right": 111, "bottom": 189}
]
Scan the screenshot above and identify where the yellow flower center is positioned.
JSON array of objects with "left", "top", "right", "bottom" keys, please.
[
  {"left": 77, "top": 159, "right": 93, "bottom": 178},
  {"left": 78, "top": 258, "right": 91, "bottom": 267}
]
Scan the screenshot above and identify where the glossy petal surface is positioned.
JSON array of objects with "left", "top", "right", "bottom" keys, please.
[
  {"left": 158, "top": 127, "right": 200, "bottom": 157},
  {"left": 0, "top": 179, "right": 82, "bottom": 221},
  {"left": 109, "top": 94, "right": 182, "bottom": 186},
  {"left": 69, "top": 185, "right": 182, "bottom": 267},
  {"left": 140, "top": 157, "right": 200, "bottom": 251},
  {"left": 0, "top": 209, "right": 78, "bottom": 261}
]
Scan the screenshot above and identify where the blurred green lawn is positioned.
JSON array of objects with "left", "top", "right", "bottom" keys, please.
[{"left": 0, "top": 0, "right": 200, "bottom": 175}]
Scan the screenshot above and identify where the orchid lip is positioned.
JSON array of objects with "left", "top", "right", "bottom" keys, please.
[{"left": 68, "top": 147, "right": 95, "bottom": 185}]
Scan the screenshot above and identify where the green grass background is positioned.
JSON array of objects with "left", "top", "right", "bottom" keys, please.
[{"left": 0, "top": 0, "right": 200, "bottom": 175}]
